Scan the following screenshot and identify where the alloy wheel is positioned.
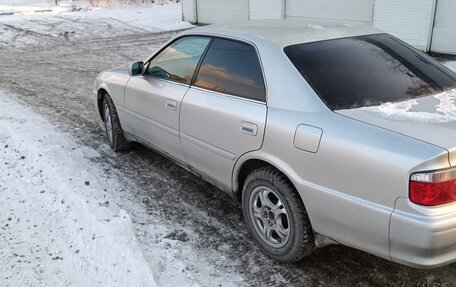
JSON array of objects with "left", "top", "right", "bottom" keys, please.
[
  {"left": 249, "top": 186, "right": 291, "bottom": 248},
  {"left": 104, "top": 105, "right": 113, "bottom": 144}
]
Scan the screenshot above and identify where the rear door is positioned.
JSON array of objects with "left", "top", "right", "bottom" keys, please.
[
  {"left": 124, "top": 36, "right": 211, "bottom": 163},
  {"left": 180, "top": 38, "right": 267, "bottom": 189}
]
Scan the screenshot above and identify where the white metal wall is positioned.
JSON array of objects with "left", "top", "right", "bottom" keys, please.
[
  {"left": 182, "top": 0, "right": 196, "bottom": 23},
  {"left": 431, "top": 0, "right": 456, "bottom": 54},
  {"left": 285, "top": 0, "right": 374, "bottom": 23},
  {"left": 249, "top": 0, "right": 283, "bottom": 20},
  {"left": 373, "top": 0, "right": 436, "bottom": 51},
  {"left": 194, "top": 0, "right": 248, "bottom": 24},
  {"left": 182, "top": 0, "right": 456, "bottom": 54}
]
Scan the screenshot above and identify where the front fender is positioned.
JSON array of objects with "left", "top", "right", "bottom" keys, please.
[{"left": 93, "top": 71, "right": 131, "bottom": 120}]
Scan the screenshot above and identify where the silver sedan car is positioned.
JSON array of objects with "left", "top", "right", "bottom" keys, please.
[{"left": 94, "top": 20, "right": 456, "bottom": 268}]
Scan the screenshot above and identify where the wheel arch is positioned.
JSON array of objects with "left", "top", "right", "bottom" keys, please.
[
  {"left": 96, "top": 88, "right": 109, "bottom": 121},
  {"left": 236, "top": 152, "right": 317, "bottom": 260},
  {"left": 233, "top": 152, "right": 304, "bottom": 205}
]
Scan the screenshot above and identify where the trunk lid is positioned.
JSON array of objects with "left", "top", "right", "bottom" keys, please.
[{"left": 336, "top": 89, "right": 456, "bottom": 166}]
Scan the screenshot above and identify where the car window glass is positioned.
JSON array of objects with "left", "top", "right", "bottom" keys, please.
[
  {"left": 284, "top": 34, "right": 456, "bottom": 110},
  {"left": 147, "top": 36, "right": 211, "bottom": 85},
  {"left": 194, "top": 38, "right": 266, "bottom": 101}
]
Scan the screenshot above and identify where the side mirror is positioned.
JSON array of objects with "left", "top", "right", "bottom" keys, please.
[{"left": 129, "top": 61, "right": 145, "bottom": 76}]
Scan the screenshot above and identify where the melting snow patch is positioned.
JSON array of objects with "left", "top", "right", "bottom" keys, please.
[{"left": 360, "top": 89, "right": 456, "bottom": 123}]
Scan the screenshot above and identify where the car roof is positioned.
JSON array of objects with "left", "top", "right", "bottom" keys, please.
[{"left": 185, "top": 19, "right": 383, "bottom": 48}]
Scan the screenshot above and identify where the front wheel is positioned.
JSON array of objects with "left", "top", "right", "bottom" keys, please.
[
  {"left": 102, "top": 94, "right": 129, "bottom": 151},
  {"left": 242, "top": 167, "right": 315, "bottom": 262}
]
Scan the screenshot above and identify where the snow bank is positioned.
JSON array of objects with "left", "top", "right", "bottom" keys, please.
[
  {"left": 85, "top": 4, "right": 190, "bottom": 31},
  {"left": 0, "top": 0, "right": 69, "bottom": 6},
  {"left": 0, "top": 91, "right": 157, "bottom": 287},
  {"left": 0, "top": 0, "right": 82, "bottom": 15},
  {"left": 0, "top": 3, "right": 192, "bottom": 47},
  {"left": 0, "top": 90, "right": 247, "bottom": 286},
  {"left": 0, "top": 0, "right": 176, "bottom": 10}
]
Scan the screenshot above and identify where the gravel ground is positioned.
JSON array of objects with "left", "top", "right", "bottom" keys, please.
[{"left": 2, "top": 16, "right": 456, "bottom": 287}]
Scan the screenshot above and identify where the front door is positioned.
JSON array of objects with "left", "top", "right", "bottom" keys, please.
[{"left": 124, "top": 36, "right": 211, "bottom": 162}]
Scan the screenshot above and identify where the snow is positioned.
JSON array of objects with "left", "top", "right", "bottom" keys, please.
[
  {"left": 0, "top": 91, "right": 158, "bottom": 286},
  {"left": 1, "top": 0, "right": 70, "bottom": 6},
  {"left": 0, "top": 88, "right": 245, "bottom": 286},
  {"left": 0, "top": 2, "right": 192, "bottom": 47},
  {"left": 0, "top": 0, "right": 83, "bottom": 15},
  {"left": 352, "top": 61, "right": 456, "bottom": 122},
  {"left": 359, "top": 89, "right": 456, "bottom": 123},
  {"left": 1, "top": 2, "right": 456, "bottom": 284},
  {"left": 0, "top": 88, "right": 245, "bottom": 287},
  {"left": 85, "top": 4, "right": 190, "bottom": 31},
  {"left": 0, "top": 88, "right": 247, "bottom": 286},
  {"left": 0, "top": 4, "right": 250, "bottom": 286}
]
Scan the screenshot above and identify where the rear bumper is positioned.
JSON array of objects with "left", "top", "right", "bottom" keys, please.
[{"left": 390, "top": 198, "right": 456, "bottom": 268}]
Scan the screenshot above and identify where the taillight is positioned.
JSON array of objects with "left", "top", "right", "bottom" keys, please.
[{"left": 409, "top": 168, "right": 456, "bottom": 206}]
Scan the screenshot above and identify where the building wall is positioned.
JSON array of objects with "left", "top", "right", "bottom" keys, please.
[
  {"left": 431, "top": 0, "right": 456, "bottom": 54},
  {"left": 249, "top": 0, "right": 283, "bottom": 20},
  {"left": 373, "top": 0, "right": 436, "bottom": 52},
  {"left": 182, "top": 0, "right": 456, "bottom": 54},
  {"left": 285, "top": 0, "right": 373, "bottom": 23},
  {"left": 182, "top": 0, "right": 196, "bottom": 23},
  {"left": 194, "top": 0, "right": 249, "bottom": 24}
]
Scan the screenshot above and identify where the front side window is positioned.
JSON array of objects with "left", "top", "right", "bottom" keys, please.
[
  {"left": 284, "top": 34, "right": 456, "bottom": 110},
  {"left": 147, "top": 36, "right": 211, "bottom": 85},
  {"left": 194, "top": 38, "right": 266, "bottom": 101}
]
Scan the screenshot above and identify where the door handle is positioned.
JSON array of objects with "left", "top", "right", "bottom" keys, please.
[
  {"left": 165, "top": 99, "right": 177, "bottom": 110},
  {"left": 240, "top": 121, "right": 258, "bottom": 136}
]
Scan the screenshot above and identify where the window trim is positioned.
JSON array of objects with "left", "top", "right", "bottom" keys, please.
[
  {"left": 190, "top": 86, "right": 267, "bottom": 105},
  {"left": 143, "top": 35, "right": 213, "bottom": 86},
  {"left": 190, "top": 37, "right": 214, "bottom": 85},
  {"left": 190, "top": 35, "right": 268, "bottom": 103}
]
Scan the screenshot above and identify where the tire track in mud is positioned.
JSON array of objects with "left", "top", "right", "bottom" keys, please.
[{"left": 1, "top": 29, "right": 456, "bottom": 286}]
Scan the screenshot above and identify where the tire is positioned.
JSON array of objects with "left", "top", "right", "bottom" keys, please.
[
  {"left": 242, "top": 167, "right": 315, "bottom": 262},
  {"left": 102, "top": 94, "right": 130, "bottom": 151}
]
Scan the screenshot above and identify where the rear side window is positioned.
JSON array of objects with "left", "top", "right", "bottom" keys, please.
[
  {"left": 284, "top": 34, "right": 456, "bottom": 110},
  {"left": 147, "top": 36, "right": 211, "bottom": 85},
  {"left": 194, "top": 38, "right": 266, "bottom": 101}
]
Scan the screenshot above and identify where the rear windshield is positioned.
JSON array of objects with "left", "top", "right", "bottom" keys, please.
[{"left": 284, "top": 34, "right": 456, "bottom": 110}]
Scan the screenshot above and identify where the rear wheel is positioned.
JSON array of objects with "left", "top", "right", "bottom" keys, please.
[
  {"left": 102, "top": 94, "right": 129, "bottom": 151},
  {"left": 242, "top": 167, "right": 315, "bottom": 262}
]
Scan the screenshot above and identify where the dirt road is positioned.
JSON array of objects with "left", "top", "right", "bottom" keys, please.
[{"left": 1, "top": 20, "right": 456, "bottom": 286}]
